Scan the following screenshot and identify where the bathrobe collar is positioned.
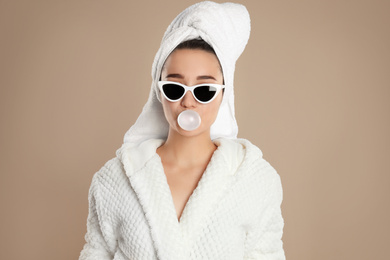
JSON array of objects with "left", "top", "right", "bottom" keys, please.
[{"left": 116, "top": 138, "right": 247, "bottom": 260}]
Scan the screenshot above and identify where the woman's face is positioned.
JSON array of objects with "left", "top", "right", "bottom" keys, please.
[{"left": 160, "top": 48, "right": 223, "bottom": 137}]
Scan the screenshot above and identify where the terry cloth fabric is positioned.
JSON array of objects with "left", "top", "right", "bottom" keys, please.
[
  {"left": 123, "top": 1, "right": 251, "bottom": 144},
  {"left": 79, "top": 138, "right": 285, "bottom": 260}
]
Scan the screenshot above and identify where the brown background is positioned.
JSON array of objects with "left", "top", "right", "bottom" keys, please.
[{"left": 1, "top": 0, "right": 389, "bottom": 259}]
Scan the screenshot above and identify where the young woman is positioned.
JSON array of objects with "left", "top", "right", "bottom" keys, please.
[{"left": 80, "top": 2, "right": 285, "bottom": 260}]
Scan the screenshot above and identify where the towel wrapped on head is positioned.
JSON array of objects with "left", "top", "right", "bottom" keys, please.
[{"left": 124, "top": 1, "right": 251, "bottom": 144}]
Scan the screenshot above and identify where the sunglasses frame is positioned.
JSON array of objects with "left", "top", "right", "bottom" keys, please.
[{"left": 158, "top": 81, "right": 225, "bottom": 104}]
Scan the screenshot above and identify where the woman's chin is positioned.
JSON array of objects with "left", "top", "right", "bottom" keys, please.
[{"left": 171, "top": 124, "right": 210, "bottom": 139}]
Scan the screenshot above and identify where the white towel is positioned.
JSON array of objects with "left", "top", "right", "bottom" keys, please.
[{"left": 124, "top": 1, "right": 251, "bottom": 144}]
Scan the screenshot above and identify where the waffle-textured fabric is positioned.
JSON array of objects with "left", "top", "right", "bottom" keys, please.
[{"left": 79, "top": 138, "right": 285, "bottom": 260}]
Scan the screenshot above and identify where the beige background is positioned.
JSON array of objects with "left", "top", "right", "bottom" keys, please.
[{"left": 1, "top": 0, "right": 389, "bottom": 259}]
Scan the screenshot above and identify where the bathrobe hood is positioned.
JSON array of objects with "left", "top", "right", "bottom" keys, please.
[{"left": 123, "top": 1, "right": 251, "bottom": 145}]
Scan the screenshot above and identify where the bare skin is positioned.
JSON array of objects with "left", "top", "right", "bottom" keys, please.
[{"left": 156, "top": 48, "right": 223, "bottom": 221}]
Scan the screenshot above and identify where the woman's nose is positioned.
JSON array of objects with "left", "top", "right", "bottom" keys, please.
[{"left": 180, "top": 91, "right": 197, "bottom": 108}]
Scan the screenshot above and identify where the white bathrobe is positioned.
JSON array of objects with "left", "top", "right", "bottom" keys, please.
[{"left": 79, "top": 138, "right": 285, "bottom": 260}]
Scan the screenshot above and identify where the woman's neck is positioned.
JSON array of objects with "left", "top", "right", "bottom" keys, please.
[{"left": 157, "top": 129, "right": 217, "bottom": 169}]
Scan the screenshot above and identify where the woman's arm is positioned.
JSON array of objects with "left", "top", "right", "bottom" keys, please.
[
  {"left": 79, "top": 172, "right": 116, "bottom": 260},
  {"left": 244, "top": 174, "right": 286, "bottom": 260}
]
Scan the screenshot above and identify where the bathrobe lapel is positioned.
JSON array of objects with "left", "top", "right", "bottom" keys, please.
[
  {"left": 178, "top": 138, "right": 240, "bottom": 240},
  {"left": 117, "top": 138, "right": 244, "bottom": 260},
  {"left": 118, "top": 139, "right": 188, "bottom": 260}
]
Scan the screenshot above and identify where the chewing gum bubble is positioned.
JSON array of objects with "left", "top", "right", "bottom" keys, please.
[{"left": 178, "top": 110, "right": 201, "bottom": 131}]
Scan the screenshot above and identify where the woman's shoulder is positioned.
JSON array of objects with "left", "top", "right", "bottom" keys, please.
[
  {"left": 216, "top": 138, "right": 280, "bottom": 182},
  {"left": 223, "top": 138, "right": 283, "bottom": 206},
  {"left": 91, "top": 157, "right": 126, "bottom": 189},
  {"left": 214, "top": 137, "right": 264, "bottom": 166},
  {"left": 92, "top": 139, "right": 165, "bottom": 185},
  {"left": 215, "top": 137, "right": 262, "bottom": 155},
  {"left": 115, "top": 139, "right": 165, "bottom": 175}
]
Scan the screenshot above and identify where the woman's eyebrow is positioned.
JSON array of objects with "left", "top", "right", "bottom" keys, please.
[
  {"left": 197, "top": 75, "right": 217, "bottom": 81},
  {"left": 166, "top": 73, "right": 184, "bottom": 79},
  {"left": 165, "top": 74, "right": 217, "bottom": 81}
]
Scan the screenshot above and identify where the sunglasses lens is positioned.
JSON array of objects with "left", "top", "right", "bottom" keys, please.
[
  {"left": 162, "top": 84, "right": 185, "bottom": 101},
  {"left": 194, "top": 85, "right": 217, "bottom": 102}
]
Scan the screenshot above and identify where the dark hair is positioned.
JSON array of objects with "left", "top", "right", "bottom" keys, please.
[
  {"left": 160, "top": 38, "right": 224, "bottom": 82},
  {"left": 173, "top": 38, "right": 223, "bottom": 75},
  {"left": 174, "top": 38, "right": 217, "bottom": 55}
]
